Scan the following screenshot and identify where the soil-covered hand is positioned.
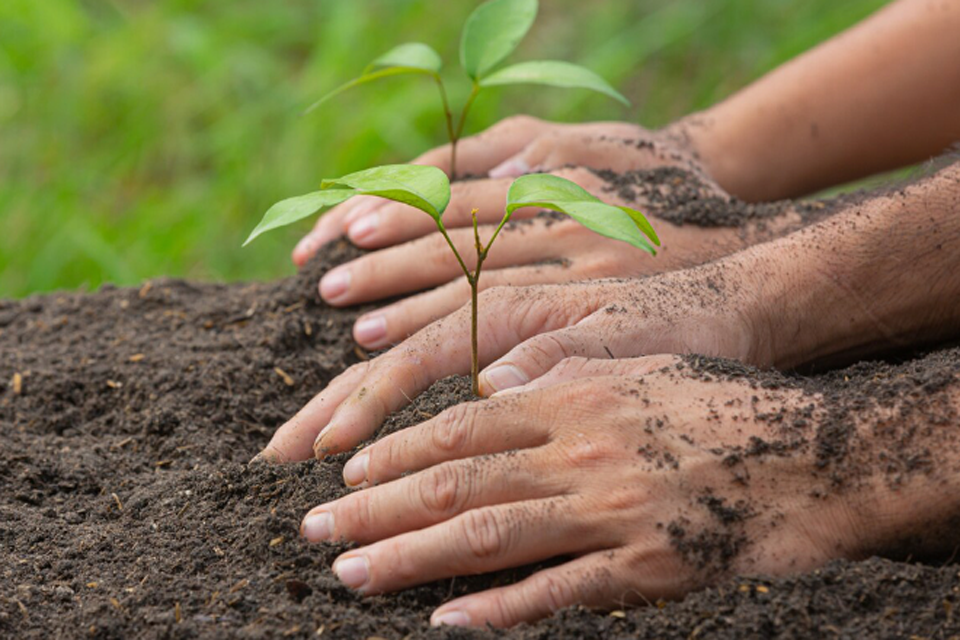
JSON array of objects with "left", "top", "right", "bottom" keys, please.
[
  {"left": 262, "top": 161, "right": 960, "bottom": 463},
  {"left": 296, "top": 357, "right": 901, "bottom": 627},
  {"left": 291, "top": 116, "right": 795, "bottom": 350},
  {"left": 292, "top": 115, "right": 679, "bottom": 263},
  {"left": 258, "top": 256, "right": 770, "bottom": 462}
]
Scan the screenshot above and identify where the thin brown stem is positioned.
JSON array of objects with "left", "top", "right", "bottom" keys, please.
[
  {"left": 470, "top": 208, "right": 483, "bottom": 396},
  {"left": 433, "top": 219, "right": 471, "bottom": 280}
]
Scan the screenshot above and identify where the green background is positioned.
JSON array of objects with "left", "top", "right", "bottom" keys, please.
[{"left": 0, "top": 0, "right": 886, "bottom": 298}]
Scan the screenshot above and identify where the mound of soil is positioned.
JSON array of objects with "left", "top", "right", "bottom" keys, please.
[{"left": 2, "top": 171, "right": 959, "bottom": 639}]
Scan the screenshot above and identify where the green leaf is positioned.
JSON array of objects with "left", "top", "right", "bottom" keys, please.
[
  {"left": 243, "top": 190, "right": 353, "bottom": 246},
  {"left": 460, "top": 0, "right": 538, "bottom": 80},
  {"left": 479, "top": 60, "right": 629, "bottom": 106},
  {"left": 303, "top": 66, "right": 434, "bottom": 115},
  {"left": 506, "top": 174, "right": 659, "bottom": 253},
  {"left": 244, "top": 165, "right": 452, "bottom": 247},
  {"left": 367, "top": 42, "right": 442, "bottom": 74},
  {"left": 321, "top": 164, "right": 451, "bottom": 221}
]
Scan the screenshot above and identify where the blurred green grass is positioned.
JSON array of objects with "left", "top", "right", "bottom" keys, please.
[{"left": 0, "top": 0, "right": 886, "bottom": 298}]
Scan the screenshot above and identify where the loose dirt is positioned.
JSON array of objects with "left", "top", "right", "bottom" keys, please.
[{"left": 2, "top": 175, "right": 960, "bottom": 638}]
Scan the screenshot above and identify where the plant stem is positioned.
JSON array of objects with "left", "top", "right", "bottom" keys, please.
[
  {"left": 448, "top": 83, "right": 480, "bottom": 181},
  {"left": 434, "top": 75, "right": 457, "bottom": 175},
  {"left": 470, "top": 209, "right": 483, "bottom": 396},
  {"left": 434, "top": 206, "right": 512, "bottom": 397},
  {"left": 434, "top": 221, "right": 471, "bottom": 279}
]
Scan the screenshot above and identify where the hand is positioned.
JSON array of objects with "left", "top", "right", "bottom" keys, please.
[
  {"left": 290, "top": 117, "right": 805, "bottom": 350},
  {"left": 297, "top": 356, "right": 872, "bottom": 627},
  {"left": 258, "top": 256, "right": 774, "bottom": 463},
  {"left": 292, "top": 115, "right": 661, "bottom": 263}
]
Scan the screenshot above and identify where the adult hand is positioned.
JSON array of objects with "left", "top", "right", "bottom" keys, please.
[
  {"left": 265, "top": 159, "right": 960, "bottom": 464},
  {"left": 290, "top": 117, "right": 806, "bottom": 350},
  {"left": 292, "top": 115, "right": 671, "bottom": 263},
  {"left": 297, "top": 357, "right": 875, "bottom": 627},
  {"left": 258, "top": 255, "right": 773, "bottom": 462}
]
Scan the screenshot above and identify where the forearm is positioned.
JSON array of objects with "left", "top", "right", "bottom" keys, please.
[
  {"left": 742, "top": 161, "right": 960, "bottom": 369},
  {"left": 676, "top": 0, "right": 960, "bottom": 202}
]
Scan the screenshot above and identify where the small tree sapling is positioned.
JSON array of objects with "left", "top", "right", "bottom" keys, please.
[
  {"left": 303, "top": 0, "right": 628, "bottom": 178},
  {"left": 244, "top": 165, "right": 659, "bottom": 395}
]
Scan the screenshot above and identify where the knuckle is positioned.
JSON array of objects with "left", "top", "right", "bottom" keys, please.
[
  {"left": 341, "top": 490, "right": 377, "bottom": 539},
  {"left": 552, "top": 167, "right": 603, "bottom": 193},
  {"left": 371, "top": 435, "right": 404, "bottom": 480},
  {"left": 498, "top": 114, "right": 541, "bottom": 133},
  {"left": 341, "top": 360, "right": 371, "bottom": 381},
  {"left": 483, "top": 594, "right": 518, "bottom": 628},
  {"left": 424, "top": 235, "right": 461, "bottom": 272},
  {"left": 478, "top": 284, "right": 522, "bottom": 310},
  {"left": 530, "top": 572, "right": 576, "bottom": 613},
  {"left": 556, "top": 435, "right": 609, "bottom": 467},
  {"left": 417, "top": 463, "right": 467, "bottom": 516},
  {"left": 459, "top": 508, "right": 510, "bottom": 561},
  {"left": 523, "top": 331, "right": 579, "bottom": 366},
  {"left": 583, "top": 254, "right": 621, "bottom": 277},
  {"left": 431, "top": 403, "right": 475, "bottom": 453},
  {"left": 552, "top": 356, "right": 592, "bottom": 377}
]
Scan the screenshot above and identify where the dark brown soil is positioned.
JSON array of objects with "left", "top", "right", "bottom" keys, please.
[
  {"left": 3, "top": 179, "right": 960, "bottom": 638},
  {"left": 592, "top": 165, "right": 853, "bottom": 228}
]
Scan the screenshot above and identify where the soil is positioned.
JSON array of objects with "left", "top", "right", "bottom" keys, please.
[{"left": 3, "top": 172, "right": 960, "bottom": 639}]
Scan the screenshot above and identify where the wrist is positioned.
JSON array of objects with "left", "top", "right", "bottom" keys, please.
[{"left": 664, "top": 111, "right": 769, "bottom": 203}]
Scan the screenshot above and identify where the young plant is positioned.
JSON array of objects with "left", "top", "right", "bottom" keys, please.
[
  {"left": 244, "top": 165, "right": 659, "bottom": 395},
  {"left": 304, "top": 0, "right": 628, "bottom": 178}
]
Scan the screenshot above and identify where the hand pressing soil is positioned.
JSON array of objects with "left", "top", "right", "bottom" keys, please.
[{"left": 4, "top": 167, "right": 960, "bottom": 637}]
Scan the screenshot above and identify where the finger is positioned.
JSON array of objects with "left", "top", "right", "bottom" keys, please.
[
  {"left": 431, "top": 548, "right": 672, "bottom": 628},
  {"left": 292, "top": 196, "right": 383, "bottom": 267},
  {"left": 478, "top": 313, "right": 650, "bottom": 395},
  {"left": 490, "top": 133, "right": 635, "bottom": 178},
  {"left": 413, "top": 114, "right": 553, "bottom": 176},
  {"left": 328, "top": 497, "right": 602, "bottom": 595},
  {"left": 351, "top": 263, "right": 584, "bottom": 350},
  {"left": 313, "top": 283, "right": 604, "bottom": 457},
  {"left": 255, "top": 361, "right": 371, "bottom": 462},
  {"left": 345, "top": 177, "right": 540, "bottom": 249},
  {"left": 493, "top": 355, "right": 681, "bottom": 396},
  {"left": 319, "top": 219, "right": 566, "bottom": 307},
  {"left": 303, "top": 448, "right": 554, "bottom": 544},
  {"left": 339, "top": 392, "right": 552, "bottom": 487}
]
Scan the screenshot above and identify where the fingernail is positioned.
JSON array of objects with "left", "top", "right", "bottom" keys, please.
[
  {"left": 348, "top": 214, "right": 379, "bottom": 243},
  {"left": 480, "top": 364, "right": 529, "bottom": 394},
  {"left": 301, "top": 511, "right": 334, "bottom": 542},
  {"left": 354, "top": 315, "right": 387, "bottom": 348},
  {"left": 432, "top": 609, "right": 471, "bottom": 627},
  {"left": 343, "top": 453, "right": 369, "bottom": 487},
  {"left": 313, "top": 423, "right": 333, "bottom": 454},
  {"left": 489, "top": 157, "right": 529, "bottom": 179},
  {"left": 333, "top": 555, "right": 369, "bottom": 590},
  {"left": 294, "top": 234, "right": 317, "bottom": 259},
  {"left": 319, "top": 269, "right": 351, "bottom": 302}
]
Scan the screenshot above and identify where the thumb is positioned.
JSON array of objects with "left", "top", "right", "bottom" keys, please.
[{"left": 491, "top": 355, "right": 679, "bottom": 396}]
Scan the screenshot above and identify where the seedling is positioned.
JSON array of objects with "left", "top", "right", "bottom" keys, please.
[
  {"left": 244, "top": 165, "right": 659, "bottom": 395},
  {"left": 304, "top": 0, "right": 628, "bottom": 178}
]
